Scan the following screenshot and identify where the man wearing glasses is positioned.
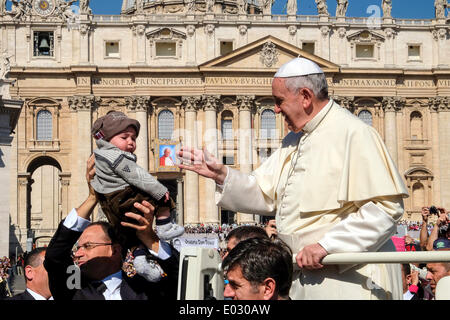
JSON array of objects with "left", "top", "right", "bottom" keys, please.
[{"left": 44, "top": 155, "right": 179, "bottom": 300}]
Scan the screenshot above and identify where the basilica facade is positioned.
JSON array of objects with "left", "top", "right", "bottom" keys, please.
[{"left": 1, "top": 0, "right": 449, "bottom": 255}]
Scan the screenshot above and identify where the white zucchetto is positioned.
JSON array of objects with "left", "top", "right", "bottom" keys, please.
[{"left": 274, "top": 58, "right": 324, "bottom": 78}]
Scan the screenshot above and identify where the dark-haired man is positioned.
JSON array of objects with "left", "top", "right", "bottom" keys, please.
[
  {"left": 222, "top": 237, "right": 293, "bottom": 300},
  {"left": 44, "top": 155, "right": 179, "bottom": 300},
  {"left": 223, "top": 225, "right": 269, "bottom": 259},
  {"left": 9, "top": 247, "right": 52, "bottom": 300}
]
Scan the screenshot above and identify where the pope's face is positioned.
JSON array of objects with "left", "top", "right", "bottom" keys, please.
[{"left": 272, "top": 77, "right": 307, "bottom": 133}]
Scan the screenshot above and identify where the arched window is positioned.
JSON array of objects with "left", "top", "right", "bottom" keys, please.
[
  {"left": 260, "top": 109, "right": 276, "bottom": 139},
  {"left": 221, "top": 110, "right": 233, "bottom": 141},
  {"left": 410, "top": 111, "right": 423, "bottom": 140},
  {"left": 412, "top": 182, "right": 425, "bottom": 209},
  {"left": 36, "top": 110, "right": 52, "bottom": 141},
  {"left": 158, "top": 110, "right": 174, "bottom": 140},
  {"left": 358, "top": 110, "right": 373, "bottom": 126}
]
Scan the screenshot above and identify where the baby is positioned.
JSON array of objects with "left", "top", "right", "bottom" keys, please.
[{"left": 90, "top": 111, "right": 184, "bottom": 282}]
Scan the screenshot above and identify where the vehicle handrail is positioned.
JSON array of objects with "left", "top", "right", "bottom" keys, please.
[{"left": 292, "top": 251, "right": 450, "bottom": 269}]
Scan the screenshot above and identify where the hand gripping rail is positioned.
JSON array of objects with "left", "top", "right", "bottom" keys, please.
[{"left": 292, "top": 251, "right": 450, "bottom": 268}]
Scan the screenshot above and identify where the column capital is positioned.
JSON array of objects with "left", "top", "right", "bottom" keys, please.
[
  {"left": 68, "top": 95, "right": 100, "bottom": 112},
  {"left": 17, "top": 173, "right": 31, "bottom": 185},
  {"left": 429, "top": 96, "right": 450, "bottom": 112},
  {"left": 236, "top": 95, "right": 255, "bottom": 112},
  {"left": 202, "top": 95, "right": 222, "bottom": 112},
  {"left": 125, "top": 95, "right": 151, "bottom": 112},
  {"left": 382, "top": 96, "right": 405, "bottom": 112},
  {"left": 332, "top": 95, "right": 354, "bottom": 112},
  {"left": 432, "top": 28, "right": 447, "bottom": 41},
  {"left": 181, "top": 96, "right": 202, "bottom": 112}
]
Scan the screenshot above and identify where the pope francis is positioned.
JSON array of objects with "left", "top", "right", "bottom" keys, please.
[{"left": 177, "top": 57, "right": 409, "bottom": 300}]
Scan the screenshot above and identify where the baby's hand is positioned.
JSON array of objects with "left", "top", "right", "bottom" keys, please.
[{"left": 165, "top": 192, "right": 169, "bottom": 202}]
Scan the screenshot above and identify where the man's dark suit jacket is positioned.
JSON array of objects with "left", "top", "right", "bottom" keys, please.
[
  {"left": 8, "top": 290, "right": 36, "bottom": 300},
  {"left": 44, "top": 220, "right": 179, "bottom": 300}
]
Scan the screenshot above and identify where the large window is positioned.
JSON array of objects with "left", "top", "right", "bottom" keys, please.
[
  {"left": 355, "top": 44, "right": 374, "bottom": 59},
  {"left": 36, "top": 110, "right": 52, "bottom": 141},
  {"left": 158, "top": 110, "right": 174, "bottom": 140},
  {"left": 221, "top": 110, "right": 234, "bottom": 141},
  {"left": 358, "top": 110, "right": 373, "bottom": 126},
  {"left": 155, "top": 42, "right": 177, "bottom": 57},
  {"left": 260, "top": 109, "right": 276, "bottom": 139}
]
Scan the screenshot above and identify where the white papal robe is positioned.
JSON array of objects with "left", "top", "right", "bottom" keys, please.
[{"left": 216, "top": 100, "right": 409, "bottom": 300}]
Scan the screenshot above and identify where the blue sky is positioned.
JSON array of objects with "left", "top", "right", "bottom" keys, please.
[{"left": 85, "top": 0, "right": 436, "bottom": 18}]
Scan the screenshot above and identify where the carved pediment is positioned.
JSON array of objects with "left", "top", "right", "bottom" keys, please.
[
  {"left": 199, "top": 35, "right": 340, "bottom": 73},
  {"left": 146, "top": 27, "right": 187, "bottom": 40},
  {"left": 347, "top": 30, "right": 385, "bottom": 43}
]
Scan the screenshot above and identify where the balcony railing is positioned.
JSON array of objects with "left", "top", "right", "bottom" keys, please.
[{"left": 90, "top": 14, "right": 434, "bottom": 26}]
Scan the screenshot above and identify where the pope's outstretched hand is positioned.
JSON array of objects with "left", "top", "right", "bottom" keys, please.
[{"left": 177, "top": 147, "right": 228, "bottom": 185}]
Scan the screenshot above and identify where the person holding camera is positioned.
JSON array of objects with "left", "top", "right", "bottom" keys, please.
[
  {"left": 419, "top": 206, "right": 449, "bottom": 251},
  {"left": 426, "top": 207, "right": 449, "bottom": 251}
]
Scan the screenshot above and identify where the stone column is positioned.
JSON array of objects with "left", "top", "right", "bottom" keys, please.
[
  {"left": 132, "top": 25, "right": 146, "bottom": 65},
  {"left": 126, "top": 96, "right": 150, "bottom": 170},
  {"left": 176, "top": 178, "right": 184, "bottom": 226},
  {"left": 68, "top": 95, "right": 98, "bottom": 209},
  {"left": 319, "top": 26, "right": 331, "bottom": 60},
  {"left": 79, "top": 24, "right": 91, "bottom": 64},
  {"left": 337, "top": 27, "right": 348, "bottom": 66},
  {"left": 0, "top": 99, "right": 22, "bottom": 255},
  {"left": 429, "top": 99, "right": 441, "bottom": 205},
  {"left": 181, "top": 96, "right": 201, "bottom": 224},
  {"left": 203, "top": 95, "right": 221, "bottom": 224},
  {"left": 384, "top": 28, "right": 396, "bottom": 67},
  {"left": 186, "top": 25, "right": 196, "bottom": 66},
  {"left": 205, "top": 24, "right": 216, "bottom": 61},
  {"left": 236, "top": 95, "right": 255, "bottom": 224},
  {"left": 432, "top": 28, "right": 448, "bottom": 68},
  {"left": 17, "top": 173, "right": 31, "bottom": 249},
  {"left": 59, "top": 173, "right": 71, "bottom": 222},
  {"left": 382, "top": 97, "right": 401, "bottom": 166},
  {"left": 434, "top": 97, "right": 450, "bottom": 208}
]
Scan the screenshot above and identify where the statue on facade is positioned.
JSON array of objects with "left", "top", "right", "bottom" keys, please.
[
  {"left": 205, "top": 0, "right": 215, "bottom": 13},
  {"left": 237, "top": 0, "right": 247, "bottom": 14},
  {"left": 382, "top": 0, "right": 392, "bottom": 18},
  {"left": 335, "top": 0, "right": 348, "bottom": 17},
  {"left": 10, "top": 0, "right": 32, "bottom": 20},
  {"left": 79, "top": 0, "right": 92, "bottom": 14},
  {"left": 55, "top": 0, "right": 77, "bottom": 21},
  {"left": 287, "top": 0, "right": 297, "bottom": 15},
  {"left": 0, "top": 50, "right": 13, "bottom": 80},
  {"left": 136, "top": 0, "right": 144, "bottom": 13},
  {"left": 185, "top": 0, "right": 195, "bottom": 13},
  {"left": 0, "top": 0, "right": 7, "bottom": 15},
  {"left": 315, "top": 0, "right": 328, "bottom": 15},
  {"left": 262, "top": 0, "right": 274, "bottom": 15},
  {"left": 434, "top": 0, "right": 447, "bottom": 19}
]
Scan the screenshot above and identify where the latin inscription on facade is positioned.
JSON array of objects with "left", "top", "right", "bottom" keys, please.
[{"left": 76, "top": 77, "right": 449, "bottom": 89}]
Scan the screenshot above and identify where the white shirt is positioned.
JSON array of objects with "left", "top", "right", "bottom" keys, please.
[
  {"left": 26, "top": 288, "right": 53, "bottom": 300},
  {"left": 99, "top": 271, "right": 122, "bottom": 300}
]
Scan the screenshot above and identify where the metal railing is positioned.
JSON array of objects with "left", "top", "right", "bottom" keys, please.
[{"left": 292, "top": 251, "right": 450, "bottom": 268}]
